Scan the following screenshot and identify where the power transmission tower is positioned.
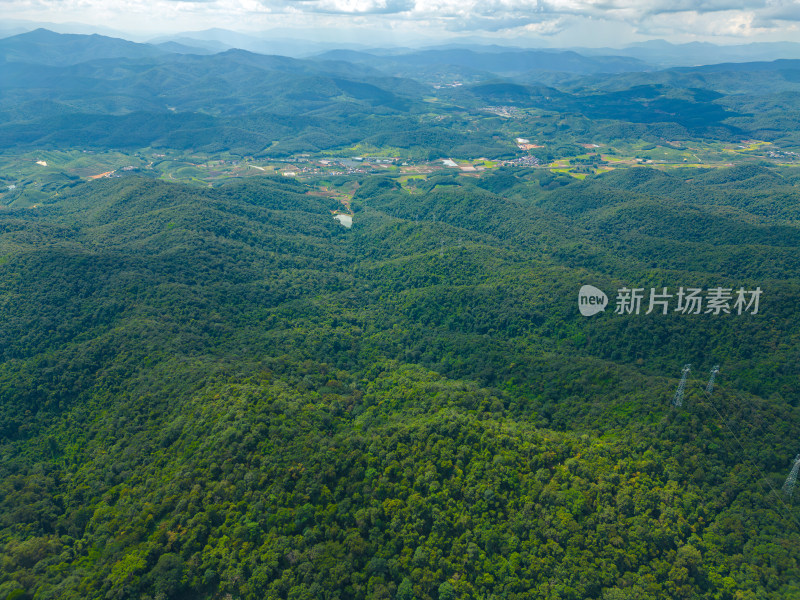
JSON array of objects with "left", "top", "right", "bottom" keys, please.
[
  {"left": 784, "top": 454, "right": 800, "bottom": 498},
  {"left": 706, "top": 365, "right": 720, "bottom": 394},
  {"left": 673, "top": 364, "right": 691, "bottom": 407}
]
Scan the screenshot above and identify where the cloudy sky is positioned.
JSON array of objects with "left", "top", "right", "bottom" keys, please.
[{"left": 3, "top": 0, "right": 800, "bottom": 46}]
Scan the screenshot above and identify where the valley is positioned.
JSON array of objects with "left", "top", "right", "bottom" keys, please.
[
  {"left": 1, "top": 27, "right": 799, "bottom": 600},
  {"left": 2, "top": 134, "right": 798, "bottom": 209}
]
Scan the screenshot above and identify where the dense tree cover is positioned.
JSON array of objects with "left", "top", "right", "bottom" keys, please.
[
  {"left": 0, "top": 170, "right": 799, "bottom": 599},
  {"left": 4, "top": 31, "right": 800, "bottom": 159}
]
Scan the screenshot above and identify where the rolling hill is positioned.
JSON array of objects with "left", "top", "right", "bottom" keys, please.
[{"left": 0, "top": 167, "right": 798, "bottom": 598}]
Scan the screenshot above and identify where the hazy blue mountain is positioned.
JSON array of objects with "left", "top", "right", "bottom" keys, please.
[
  {"left": 577, "top": 39, "right": 800, "bottom": 68},
  {"left": 150, "top": 28, "right": 263, "bottom": 52},
  {"left": 0, "top": 27, "right": 28, "bottom": 40},
  {"left": 560, "top": 58, "right": 800, "bottom": 96},
  {"left": 153, "top": 40, "right": 218, "bottom": 55},
  {"left": 0, "top": 47, "right": 422, "bottom": 120},
  {"left": 313, "top": 47, "right": 652, "bottom": 79},
  {"left": 0, "top": 28, "right": 171, "bottom": 66},
  {"left": 3, "top": 30, "right": 799, "bottom": 153},
  {"left": 673, "top": 58, "right": 800, "bottom": 74},
  {"left": 147, "top": 36, "right": 230, "bottom": 53},
  {"left": 0, "top": 33, "right": 436, "bottom": 155},
  {"left": 0, "top": 18, "right": 136, "bottom": 40},
  {"left": 155, "top": 27, "right": 372, "bottom": 57}
]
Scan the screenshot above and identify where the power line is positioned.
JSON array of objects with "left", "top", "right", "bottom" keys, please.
[
  {"left": 697, "top": 364, "right": 796, "bottom": 474},
  {"left": 685, "top": 368, "right": 800, "bottom": 532}
]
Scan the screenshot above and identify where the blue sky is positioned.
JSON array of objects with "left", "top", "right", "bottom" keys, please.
[{"left": 3, "top": 0, "right": 800, "bottom": 46}]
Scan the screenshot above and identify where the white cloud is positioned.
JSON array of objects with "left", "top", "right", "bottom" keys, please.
[
  {"left": 2, "top": 0, "right": 800, "bottom": 40},
  {"left": 285, "top": 0, "right": 415, "bottom": 15},
  {"left": 754, "top": 0, "right": 800, "bottom": 25},
  {"left": 635, "top": 9, "right": 765, "bottom": 37}
]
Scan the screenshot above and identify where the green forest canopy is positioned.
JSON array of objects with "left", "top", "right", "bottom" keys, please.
[{"left": 0, "top": 166, "right": 799, "bottom": 599}]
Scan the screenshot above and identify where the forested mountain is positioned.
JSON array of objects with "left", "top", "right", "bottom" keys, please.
[
  {"left": 1, "top": 25, "right": 800, "bottom": 600},
  {"left": 576, "top": 39, "right": 800, "bottom": 68},
  {"left": 311, "top": 48, "right": 651, "bottom": 80},
  {"left": 4, "top": 30, "right": 800, "bottom": 156},
  {"left": 0, "top": 28, "right": 173, "bottom": 66},
  {"left": 0, "top": 167, "right": 799, "bottom": 599}
]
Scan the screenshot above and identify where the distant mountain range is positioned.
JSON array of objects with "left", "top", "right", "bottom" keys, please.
[
  {"left": 3, "top": 28, "right": 800, "bottom": 154},
  {"left": 0, "top": 28, "right": 170, "bottom": 66},
  {"left": 5, "top": 22, "right": 800, "bottom": 66},
  {"left": 577, "top": 39, "right": 800, "bottom": 68},
  {"left": 0, "top": 28, "right": 650, "bottom": 77},
  {"left": 312, "top": 48, "right": 652, "bottom": 80},
  {"left": 0, "top": 34, "right": 419, "bottom": 121},
  {"left": 147, "top": 28, "right": 366, "bottom": 57}
]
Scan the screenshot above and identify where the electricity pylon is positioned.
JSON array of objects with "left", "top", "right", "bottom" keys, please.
[
  {"left": 673, "top": 364, "right": 691, "bottom": 408},
  {"left": 706, "top": 365, "right": 720, "bottom": 394},
  {"left": 783, "top": 454, "right": 800, "bottom": 498}
]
